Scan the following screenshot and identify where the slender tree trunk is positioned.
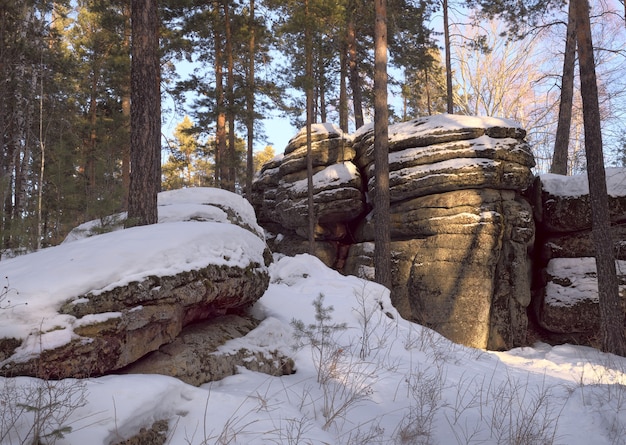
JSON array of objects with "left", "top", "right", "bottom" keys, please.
[
  {"left": 214, "top": 4, "right": 226, "bottom": 188},
  {"left": 551, "top": 0, "right": 576, "bottom": 175},
  {"left": 37, "top": 62, "right": 45, "bottom": 251},
  {"left": 443, "top": 0, "right": 453, "bottom": 114},
  {"left": 346, "top": 0, "right": 364, "bottom": 129},
  {"left": 339, "top": 45, "right": 348, "bottom": 132},
  {"left": 374, "top": 0, "right": 391, "bottom": 290},
  {"left": 245, "top": 0, "right": 255, "bottom": 197},
  {"left": 224, "top": 0, "right": 236, "bottom": 191},
  {"left": 317, "top": 38, "right": 326, "bottom": 123},
  {"left": 88, "top": 66, "right": 98, "bottom": 194},
  {"left": 121, "top": 2, "right": 131, "bottom": 209},
  {"left": 305, "top": 0, "right": 315, "bottom": 254},
  {"left": 573, "top": 0, "right": 626, "bottom": 356},
  {"left": 127, "top": 0, "right": 161, "bottom": 227}
]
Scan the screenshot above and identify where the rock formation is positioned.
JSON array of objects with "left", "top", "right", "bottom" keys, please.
[
  {"left": 252, "top": 114, "right": 536, "bottom": 350},
  {"left": 252, "top": 123, "right": 366, "bottom": 268},
  {"left": 531, "top": 169, "right": 626, "bottom": 344},
  {"left": 120, "top": 314, "right": 294, "bottom": 386},
  {"left": 0, "top": 188, "right": 286, "bottom": 382}
]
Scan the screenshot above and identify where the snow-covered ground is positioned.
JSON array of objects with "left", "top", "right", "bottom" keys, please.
[{"left": 1, "top": 187, "right": 626, "bottom": 445}]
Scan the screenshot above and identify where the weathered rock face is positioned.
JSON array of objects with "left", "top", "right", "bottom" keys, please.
[
  {"left": 531, "top": 171, "right": 626, "bottom": 343},
  {"left": 119, "top": 314, "right": 294, "bottom": 386},
  {"left": 252, "top": 115, "right": 536, "bottom": 350},
  {"left": 252, "top": 123, "right": 366, "bottom": 266},
  {"left": 0, "top": 188, "right": 275, "bottom": 381},
  {"left": 352, "top": 116, "right": 535, "bottom": 350}
]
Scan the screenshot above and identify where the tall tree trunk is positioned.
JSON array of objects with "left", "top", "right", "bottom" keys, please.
[
  {"left": 443, "top": 0, "right": 453, "bottom": 114},
  {"left": 374, "top": 0, "right": 391, "bottom": 290},
  {"left": 573, "top": 0, "right": 626, "bottom": 356},
  {"left": 224, "top": 0, "right": 236, "bottom": 191},
  {"left": 37, "top": 61, "right": 45, "bottom": 251},
  {"left": 346, "top": 0, "right": 364, "bottom": 129},
  {"left": 214, "top": 4, "right": 226, "bottom": 188},
  {"left": 122, "top": 2, "right": 131, "bottom": 209},
  {"left": 339, "top": 45, "right": 349, "bottom": 132},
  {"left": 305, "top": 0, "right": 316, "bottom": 254},
  {"left": 551, "top": 0, "right": 576, "bottom": 175},
  {"left": 245, "top": 0, "right": 255, "bottom": 197},
  {"left": 88, "top": 65, "right": 98, "bottom": 198},
  {"left": 317, "top": 38, "right": 326, "bottom": 123},
  {"left": 127, "top": 0, "right": 161, "bottom": 227}
]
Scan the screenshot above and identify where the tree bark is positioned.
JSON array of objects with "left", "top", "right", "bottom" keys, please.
[
  {"left": 122, "top": 2, "right": 132, "bottom": 210},
  {"left": 214, "top": 2, "right": 226, "bottom": 188},
  {"left": 127, "top": 0, "right": 161, "bottom": 227},
  {"left": 339, "top": 45, "right": 349, "bottom": 132},
  {"left": 245, "top": 0, "right": 255, "bottom": 198},
  {"left": 551, "top": 0, "right": 576, "bottom": 175},
  {"left": 443, "top": 0, "right": 453, "bottom": 114},
  {"left": 573, "top": 0, "right": 626, "bottom": 356},
  {"left": 374, "top": 0, "right": 391, "bottom": 290},
  {"left": 224, "top": 0, "right": 236, "bottom": 191},
  {"left": 346, "top": 0, "right": 364, "bottom": 129},
  {"left": 305, "top": 0, "right": 316, "bottom": 255},
  {"left": 317, "top": 38, "right": 326, "bottom": 123}
]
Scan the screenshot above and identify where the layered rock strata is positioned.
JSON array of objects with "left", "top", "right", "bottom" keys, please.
[
  {"left": 0, "top": 188, "right": 276, "bottom": 381},
  {"left": 532, "top": 169, "right": 626, "bottom": 343},
  {"left": 253, "top": 115, "right": 536, "bottom": 350}
]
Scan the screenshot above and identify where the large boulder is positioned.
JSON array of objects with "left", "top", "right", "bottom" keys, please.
[
  {"left": 0, "top": 188, "right": 273, "bottom": 380},
  {"left": 350, "top": 115, "right": 535, "bottom": 350},
  {"left": 252, "top": 123, "right": 366, "bottom": 268},
  {"left": 532, "top": 171, "right": 626, "bottom": 342},
  {"left": 533, "top": 169, "right": 626, "bottom": 234},
  {"left": 347, "top": 189, "right": 534, "bottom": 350},
  {"left": 119, "top": 315, "right": 294, "bottom": 386},
  {"left": 255, "top": 114, "right": 536, "bottom": 350},
  {"left": 353, "top": 114, "right": 534, "bottom": 202}
]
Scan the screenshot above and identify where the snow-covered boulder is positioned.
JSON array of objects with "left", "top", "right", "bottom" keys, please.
[
  {"left": 255, "top": 114, "right": 536, "bottom": 350},
  {"left": 536, "top": 257, "right": 626, "bottom": 337},
  {"left": 119, "top": 314, "right": 294, "bottom": 386},
  {"left": 353, "top": 114, "right": 534, "bottom": 201},
  {"left": 252, "top": 123, "right": 366, "bottom": 267},
  {"left": 533, "top": 169, "right": 626, "bottom": 234},
  {"left": 0, "top": 188, "right": 273, "bottom": 380},
  {"left": 532, "top": 171, "right": 626, "bottom": 342},
  {"left": 350, "top": 116, "right": 535, "bottom": 350}
]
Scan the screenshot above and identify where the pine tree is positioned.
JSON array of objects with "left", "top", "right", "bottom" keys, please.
[
  {"left": 573, "top": 0, "right": 626, "bottom": 356},
  {"left": 373, "top": 0, "right": 391, "bottom": 289},
  {"left": 127, "top": 0, "right": 161, "bottom": 227}
]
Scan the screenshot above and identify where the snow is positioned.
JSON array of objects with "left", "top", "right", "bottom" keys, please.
[
  {"left": 289, "top": 122, "right": 346, "bottom": 141},
  {"left": 0, "top": 188, "right": 268, "bottom": 362},
  {"left": 353, "top": 113, "right": 521, "bottom": 143},
  {"left": 1, "top": 187, "right": 626, "bottom": 444},
  {"left": 286, "top": 161, "right": 359, "bottom": 194},
  {"left": 545, "top": 257, "right": 626, "bottom": 307},
  {"left": 388, "top": 114, "right": 521, "bottom": 143},
  {"left": 541, "top": 167, "right": 626, "bottom": 198}
]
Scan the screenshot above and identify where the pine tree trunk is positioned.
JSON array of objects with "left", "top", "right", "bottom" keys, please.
[
  {"left": 443, "top": 0, "right": 453, "bottom": 114},
  {"left": 573, "top": 0, "right": 626, "bottom": 356},
  {"left": 551, "top": 0, "right": 576, "bottom": 175},
  {"left": 245, "top": 0, "right": 255, "bottom": 198},
  {"left": 224, "top": 0, "right": 236, "bottom": 192},
  {"left": 305, "top": 0, "right": 316, "bottom": 255},
  {"left": 347, "top": 0, "right": 364, "bottom": 129},
  {"left": 339, "top": 46, "right": 349, "bottom": 132},
  {"left": 317, "top": 38, "right": 326, "bottom": 123},
  {"left": 214, "top": 4, "right": 226, "bottom": 188},
  {"left": 122, "top": 2, "right": 132, "bottom": 210},
  {"left": 127, "top": 0, "right": 161, "bottom": 227},
  {"left": 373, "top": 0, "right": 391, "bottom": 290}
]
